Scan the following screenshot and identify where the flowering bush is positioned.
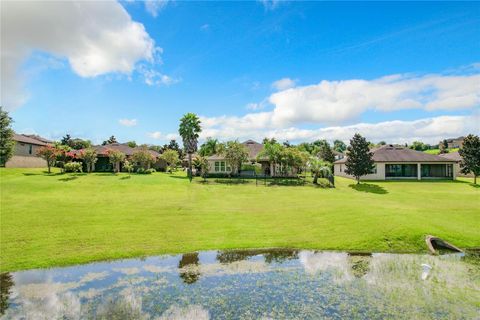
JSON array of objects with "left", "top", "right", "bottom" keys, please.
[
  {"left": 64, "top": 162, "right": 82, "bottom": 173},
  {"left": 79, "top": 148, "right": 97, "bottom": 173},
  {"left": 37, "top": 145, "right": 58, "bottom": 173},
  {"left": 106, "top": 149, "right": 125, "bottom": 173}
]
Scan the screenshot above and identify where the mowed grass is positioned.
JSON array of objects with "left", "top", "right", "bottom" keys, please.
[{"left": 1, "top": 168, "right": 479, "bottom": 271}]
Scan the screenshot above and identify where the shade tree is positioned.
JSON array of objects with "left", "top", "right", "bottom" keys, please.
[
  {"left": 459, "top": 134, "right": 480, "bottom": 184},
  {"left": 344, "top": 133, "right": 375, "bottom": 184}
]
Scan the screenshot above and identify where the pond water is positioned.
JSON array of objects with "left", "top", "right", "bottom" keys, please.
[{"left": 1, "top": 249, "right": 478, "bottom": 319}]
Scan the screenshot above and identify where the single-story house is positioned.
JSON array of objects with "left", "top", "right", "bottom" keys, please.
[
  {"left": 207, "top": 140, "right": 271, "bottom": 175},
  {"left": 74, "top": 143, "right": 166, "bottom": 172},
  {"left": 5, "top": 134, "right": 52, "bottom": 168},
  {"left": 438, "top": 151, "right": 473, "bottom": 177},
  {"left": 334, "top": 145, "right": 458, "bottom": 180}
]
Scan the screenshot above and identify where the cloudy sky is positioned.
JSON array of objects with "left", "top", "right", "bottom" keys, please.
[{"left": 1, "top": 1, "right": 479, "bottom": 145}]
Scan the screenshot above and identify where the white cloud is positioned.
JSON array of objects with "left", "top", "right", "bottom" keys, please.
[
  {"left": 1, "top": 1, "right": 158, "bottom": 111},
  {"left": 140, "top": 67, "right": 179, "bottom": 86},
  {"left": 119, "top": 119, "right": 138, "bottom": 127},
  {"left": 199, "top": 113, "right": 479, "bottom": 145},
  {"left": 268, "top": 73, "right": 480, "bottom": 126},
  {"left": 271, "top": 77, "right": 296, "bottom": 91},
  {"left": 144, "top": 0, "right": 170, "bottom": 17},
  {"left": 148, "top": 132, "right": 179, "bottom": 140},
  {"left": 259, "top": 0, "right": 282, "bottom": 10},
  {"left": 200, "top": 24, "right": 210, "bottom": 31}
]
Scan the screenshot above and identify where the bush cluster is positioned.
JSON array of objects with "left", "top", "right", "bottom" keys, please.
[
  {"left": 64, "top": 162, "right": 83, "bottom": 173},
  {"left": 137, "top": 168, "right": 156, "bottom": 174}
]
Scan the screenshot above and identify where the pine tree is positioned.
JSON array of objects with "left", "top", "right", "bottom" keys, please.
[
  {"left": 345, "top": 133, "right": 374, "bottom": 184},
  {"left": 459, "top": 134, "right": 480, "bottom": 184},
  {"left": 0, "top": 107, "right": 15, "bottom": 167}
]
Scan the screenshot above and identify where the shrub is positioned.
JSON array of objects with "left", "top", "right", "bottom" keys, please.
[
  {"left": 64, "top": 162, "right": 83, "bottom": 173},
  {"left": 136, "top": 168, "right": 156, "bottom": 174}
]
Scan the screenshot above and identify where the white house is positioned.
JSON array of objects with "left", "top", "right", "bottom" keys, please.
[{"left": 334, "top": 145, "right": 458, "bottom": 180}]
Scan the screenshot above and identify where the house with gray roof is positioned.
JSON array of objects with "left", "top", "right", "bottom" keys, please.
[
  {"left": 334, "top": 145, "right": 458, "bottom": 180},
  {"left": 207, "top": 140, "right": 271, "bottom": 175},
  {"left": 5, "top": 134, "right": 52, "bottom": 168}
]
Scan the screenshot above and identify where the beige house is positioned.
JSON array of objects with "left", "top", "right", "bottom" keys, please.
[
  {"left": 438, "top": 151, "right": 473, "bottom": 177},
  {"left": 5, "top": 134, "right": 51, "bottom": 168},
  {"left": 441, "top": 137, "right": 464, "bottom": 149},
  {"left": 207, "top": 140, "right": 271, "bottom": 175},
  {"left": 334, "top": 145, "right": 458, "bottom": 180}
]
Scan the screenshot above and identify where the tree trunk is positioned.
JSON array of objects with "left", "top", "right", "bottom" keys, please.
[
  {"left": 356, "top": 176, "right": 360, "bottom": 184},
  {"left": 47, "top": 163, "right": 51, "bottom": 173},
  {"left": 475, "top": 174, "right": 477, "bottom": 185},
  {"left": 188, "top": 153, "right": 193, "bottom": 182},
  {"left": 313, "top": 173, "right": 318, "bottom": 184}
]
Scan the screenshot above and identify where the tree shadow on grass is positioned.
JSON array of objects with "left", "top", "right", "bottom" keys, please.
[
  {"left": 168, "top": 175, "right": 189, "bottom": 180},
  {"left": 349, "top": 183, "right": 388, "bottom": 194},
  {"left": 214, "top": 178, "right": 249, "bottom": 185},
  {"left": 120, "top": 176, "right": 131, "bottom": 180},
  {"left": 59, "top": 176, "right": 78, "bottom": 182},
  {"left": 269, "top": 178, "right": 305, "bottom": 187}
]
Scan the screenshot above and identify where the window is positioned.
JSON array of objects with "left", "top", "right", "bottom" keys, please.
[
  {"left": 28, "top": 144, "right": 33, "bottom": 155},
  {"left": 386, "top": 164, "right": 417, "bottom": 177},
  {"left": 220, "top": 161, "right": 225, "bottom": 172},
  {"left": 215, "top": 162, "right": 220, "bottom": 172}
]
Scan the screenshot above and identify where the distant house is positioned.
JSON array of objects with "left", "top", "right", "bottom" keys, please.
[
  {"left": 207, "top": 140, "right": 270, "bottom": 175},
  {"left": 334, "top": 144, "right": 458, "bottom": 180},
  {"left": 5, "top": 134, "right": 52, "bottom": 168},
  {"left": 74, "top": 143, "right": 166, "bottom": 172},
  {"left": 441, "top": 137, "right": 464, "bottom": 149}
]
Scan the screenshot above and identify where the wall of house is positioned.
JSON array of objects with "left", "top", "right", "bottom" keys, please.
[
  {"left": 5, "top": 143, "right": 47, "bottom": 168},
  {"left": 334, "top": 163, "right": 386, "bottom": 180},
  {"left": 208, "top": 160, "right": 232, "bottom": 174},
  {"left": 334, "top": 162, "right": 457, "bottom": 180},
  {"left": 5, "top": 155, "right": 47, "bottom": 168}
]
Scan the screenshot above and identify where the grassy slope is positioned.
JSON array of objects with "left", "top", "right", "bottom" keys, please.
[
  {"left": 1, "top": 168, "right": 479, "bottom": 271},
  {"left": 424, "top": 148, "right": 459, "bottom": 155}
]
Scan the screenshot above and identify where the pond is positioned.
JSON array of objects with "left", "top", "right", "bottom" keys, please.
[{"left": 1, "top": 249, "right": 478, "bottom": 319}]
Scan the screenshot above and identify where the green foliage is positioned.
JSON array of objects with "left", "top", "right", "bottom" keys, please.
[
  {"left": 36, "top": 145, "right": 58, "bottom": 173},
  {"left": 132, "top": 146, "right": 155, "bottom": 170},
  {"left": 79, "top": 148, "right": 97, "bottom": 173},
  {"left": 179, "top": 113, "right": 201, "bottom": 181},
  {"left": 345, "top": 133, "right": 375, "bottom": 184},
  {"left": 309, "top": 156, "right": 333, "bottom": 185},
  {"left": 107, "top": 150, "right": 125, "bottom": 173},
  {"left": 459, "top": 134, "right": 480, "bottom": 184},
  {"left": 61, "top": 134, "right": 91, "bottom": 150},
  {"left": 218, "top": 140, "right": 248, "bottom": 175},
  {"left": 410, "top": 141, "right": 428, "bottom": 151},
  {"left": 439, "top": 139, "right": 449, "bottom": 154},
  {"left": 161, "top": 149, "right": 179, "bottom": 173},
  {"left": 123, "top": 159, "right": 134, "bottom": 174},
  {"left": 64, "top": 162, "right": 82, "bottom": 173},
  {"left": 136, "top": 168, "right": 155, "bottom": 174},
  {"left": 333, "top": 140, "right": 347, "bottom": 153},
  {"left": 316, "top": 142, "right": 335, "bottom": 163},
  {"left": 193, "top": 156, "right": 209, "bottom": 180},
  {"left": 127, "top": 141, "right": 137, "bottom": 148},
  {"left": 102, "top": 136, "right": 118, "bottom": 146},
  {"left": 297, "top": 142, "right": 314, "bottom": 154},
  {"left": 199, "top": 137, "right": 219, "bottom": 157},
  {"left": 0, "top": 107, "right": 15, "bottom": 166}
]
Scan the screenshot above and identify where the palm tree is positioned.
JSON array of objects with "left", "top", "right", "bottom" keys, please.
[
  {"left": 257, "top": 140, "right": 282, "bottom": 177},
  {"left": 199, "top": 137, "right": 219, "bottom": 157},
  {"left": 179, "top": 113, "right": 202, "bottom": 181},
  {"left": 308, "top": 156, "right": 332, "bottom": 185}
]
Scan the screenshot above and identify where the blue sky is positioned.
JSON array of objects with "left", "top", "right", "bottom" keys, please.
[{"left": 3, "top": 1, "right": 479, "bottom": 145}]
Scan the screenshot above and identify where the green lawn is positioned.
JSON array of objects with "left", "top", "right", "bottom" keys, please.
[
  {"left": 424, "top": 148, "right": 459, "bottom": 155},
  {"left": 1, "top": 168, "right": 479, "bottom": 272}
]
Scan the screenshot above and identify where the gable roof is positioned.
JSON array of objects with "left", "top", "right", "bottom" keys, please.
[
  {"left": 13, "top": 133, "right": 50, "bottom": 146},
  {"left": 207, "top": 140, "right": 265, "bottom": 161},
  {"left": 334, "top": 145, "right": 457, "bottom": 164},
  {"left": 438, "top": 151, "right": 462, "bottom": 162}
]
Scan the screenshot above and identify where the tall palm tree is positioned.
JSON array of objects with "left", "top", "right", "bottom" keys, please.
[{"left": 179, "top": 113, "right": 202, "bottom": 181}]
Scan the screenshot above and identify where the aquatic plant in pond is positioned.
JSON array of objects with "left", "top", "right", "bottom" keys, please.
[{"left": 1, "top": 250, "right": 478, "bottom": 319}]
